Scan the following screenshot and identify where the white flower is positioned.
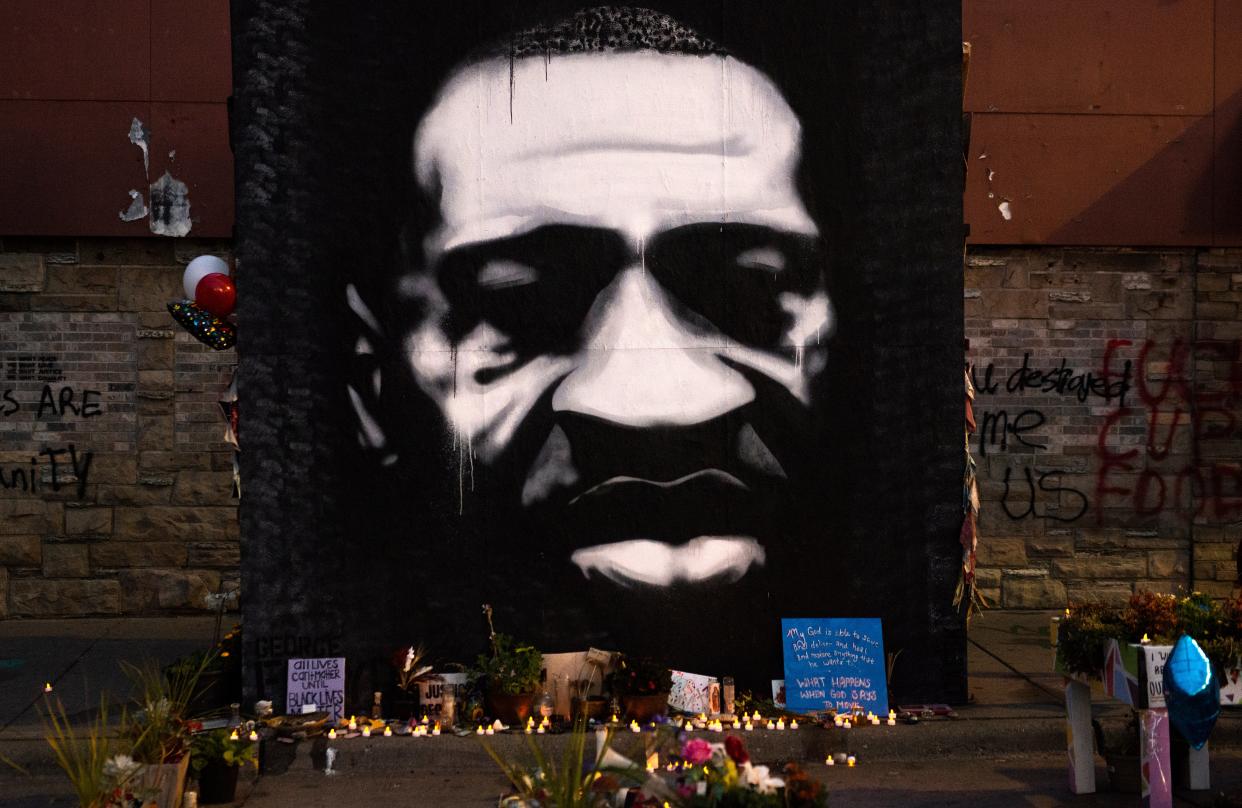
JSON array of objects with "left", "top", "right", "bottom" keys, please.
[
  {"left": 402, "top": 647, "right": 415, "bottom": 673},
  {"left": 103, "top": 754, "right": 140, "bottom": 780},
  {"left": 741, "top": 762, "right": 785, "bottom": 795}
]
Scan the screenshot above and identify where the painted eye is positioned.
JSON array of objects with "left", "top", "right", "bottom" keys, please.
[
  {"left": 476, "top": 259, "right": 539, "bottom": 289},
  {"left": 735, "top": 246, "right": 786, "bottom": 274}
]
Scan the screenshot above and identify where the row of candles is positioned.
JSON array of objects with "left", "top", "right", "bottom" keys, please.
[{"left": 313, "top": 707, "right": 901, "bottom": 740}]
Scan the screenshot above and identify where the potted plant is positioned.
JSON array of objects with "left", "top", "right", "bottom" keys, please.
[
  {"left": 609, "top": 656, "right": 671, "bottom": 722},
  {"left": 189, "top": 729, "right": 256, "bottom": 804},
  {"left": 124, "top": 655, "right": 211, "bottom": 808},
  {"left": 476, "top": 604, "right": 543, "bottom": 725},
  {"left": 39, "top": 692, "right": 155, "bottom": 808}
]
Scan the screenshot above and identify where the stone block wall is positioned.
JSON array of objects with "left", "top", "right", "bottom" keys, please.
[
  {"left": 1, "top": 237, "right": 237, "bottom": 617},
  {"left": 966, "top": 247, "right": 1241, "bottom": 608}
]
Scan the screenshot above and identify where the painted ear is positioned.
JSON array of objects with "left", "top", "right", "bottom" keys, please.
[{"left": 345, "top": 283, "right": 396, "bottom": 464}]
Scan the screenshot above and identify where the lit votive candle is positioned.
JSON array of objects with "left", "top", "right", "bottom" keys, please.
[
  {"left": 843, "top": 720, "right": 851, "bottom": 730},
  {"left": 886, "top": 718, "right": 896, "bottom": 726},
  {"left": 348, "top": 717, "right": 357, "bottom": 731},
  {"left": 888, "top": 710, "right": 896, "bottom": 721},
  {"left": 383, "top": 726, "right": 393, "bottom": 737},
  {"left": 524, "top": 726, "right": 533, "bottom": 734},
  {"left": 485, "top": 727, "right": 495, "bottom": 736},
  {"left": 421, "top": 715, "right": 430, "bottom": 725},
  {"left": 752, "top": 711, "right": 761, "bottom": 721},
  {"left": 432, "top": 723, "right": 440, "bottom": 736},
  {"left": 327, "top": 728, "right": 337, "bottom": 739},
  {"left": 825, "top": 757, "right": 835, "bottom": 767},
  {"left": 43, "top": 683, "right": 53, "bottom": 693},
  {"left": 249, "top": 730, "right": 259, "bottom": 742},
  {"left": 766, "top": 721, "right": 776, "bottom": 730},
  {"left": 744, "top": 722, "right": 753, "bottom": 731},
  {"left": 362, "top": 726, "right": 371, "bottom": 737},
  {"left": 536, "top": 725, "right": 545, "bottom": 734},
  {"left": 847, "top": 756, "right": 856, "bottom": 767},
  {"left": 630, "top": 721, "right": 641, "bottom": 733},
  {"left": 776, "top": 719, "right": 786, "bottom": 731},
  {"left": 790, "top": 720, "right": 799, "bottom": 730},
  {"left": 229, "top": 730, "right": 239, "bottom": 741}
]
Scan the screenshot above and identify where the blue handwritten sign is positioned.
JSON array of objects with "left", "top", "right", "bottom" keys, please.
[{"left": 781, "top": 618, "right": 887, "bottom": 715}]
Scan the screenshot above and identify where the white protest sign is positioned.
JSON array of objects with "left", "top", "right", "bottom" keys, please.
[
  {"left": 1140, "top": 645, "right": 1172, "bottom": 708},
  {"left": 287, "top": 657, "right": 346, "bottom": 719}
]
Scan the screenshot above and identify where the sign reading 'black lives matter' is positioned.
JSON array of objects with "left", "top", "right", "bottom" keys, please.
[
  {"left": 286, "top": 657, "right": 346, "bottom": 720},
  {"left": 781, "top": 618, "right": 888, "bottom": 716}
]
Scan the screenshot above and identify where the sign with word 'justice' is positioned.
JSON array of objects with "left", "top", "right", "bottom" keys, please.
[
  {"left": 781, "top": 618, "right": 887, "bottom": 715},
  {"left": 287, "top": 657, "right": 345, "bottom": 719}
]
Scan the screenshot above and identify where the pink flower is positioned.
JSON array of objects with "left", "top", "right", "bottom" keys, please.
[{"left": 682, "top": 738, "right": 713, "bottom": 766}]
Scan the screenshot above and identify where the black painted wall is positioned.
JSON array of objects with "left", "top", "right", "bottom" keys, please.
[{"left": 234, "top": 1, "right": 965, "bottom": 711}]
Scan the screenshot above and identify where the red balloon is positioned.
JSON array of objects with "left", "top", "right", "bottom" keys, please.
[{"left": 195, "top": 272, "right": 236, "bottom": 317}]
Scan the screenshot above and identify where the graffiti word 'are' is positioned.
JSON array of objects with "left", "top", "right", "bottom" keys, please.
[
  {"left": 0, "top": 385, "right": 104, "bottom": 418},
  {"left": 0, "top": 444, "right": 94, "bottom": 499}
]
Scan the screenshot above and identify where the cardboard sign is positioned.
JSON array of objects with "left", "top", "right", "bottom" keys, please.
[
  {"left": 1139, "top": 644, "right": 1173, "bottom": 709},
  {"left": 781, "top": 618, "right": 887, "bottom": 715},
  {"left": 416, "top": 672, "right": 468, "bottom": 718},
  {"left": 287, "top": 657, "right": 345, "bottom": 719},
  {"left": 669, "top": 670, "right": 716, "bottom": 714}
]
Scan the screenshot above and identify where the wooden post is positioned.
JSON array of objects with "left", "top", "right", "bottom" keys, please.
[{"left": 1065, "top": 678, "right": 1096, "bottom": 794}]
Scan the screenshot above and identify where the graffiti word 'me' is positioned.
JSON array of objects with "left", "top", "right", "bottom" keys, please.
[
  {"left": 0, "top": 445, "right": 93, "bottom": 499},
  {"left": 0, "top": 385, "right": 104, "bottom": 418}
]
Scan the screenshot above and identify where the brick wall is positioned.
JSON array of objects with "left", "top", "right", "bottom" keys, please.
[
  {"left": 3, "top": 239, "right": 1239, "bottom": 616},
  {"left": 967, "top": 247, "right": 1242, "bottom": 608},
  {"left": 1, "top": 237, "right": 236, "bottom": 617}
]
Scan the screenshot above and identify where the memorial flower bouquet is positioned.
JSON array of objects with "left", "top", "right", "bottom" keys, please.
[
  {"left": 662, "top": 735, "right": 813, "bottom": 807},
  {"left": 1058, "top": 591, "right": 1242, "bottom": 677}
]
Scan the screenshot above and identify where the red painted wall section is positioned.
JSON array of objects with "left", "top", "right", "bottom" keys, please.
[
  {"left": 0, "top": 3, "right": 1234, "bottom": 245},
  {"left": 0, "top": 0, "right": 233, "bottom": 238},
  {"left": 965, "top": 0, "right": 1239, "bottom": 246}
]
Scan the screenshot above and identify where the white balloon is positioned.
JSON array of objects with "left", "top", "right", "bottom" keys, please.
[{"left": 183, "top": 255, "right": 229, "bottom": 300}]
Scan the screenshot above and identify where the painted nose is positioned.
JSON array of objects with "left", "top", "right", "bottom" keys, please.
[{"left": 551, "top": 266, "right": 754, "bottom": 426}]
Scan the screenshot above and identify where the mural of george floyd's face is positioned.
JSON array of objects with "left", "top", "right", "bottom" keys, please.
[{"left": 353, "top": 49, "right": 834, "bottom": 593}]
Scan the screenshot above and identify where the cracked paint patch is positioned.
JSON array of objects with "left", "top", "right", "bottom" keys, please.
[
  {"left": 149, "top": 171, "right": 192, "bottom": 237},
  {"left": 128, "top": 117, "right": 150, "bottom": 176},
  {"left": 119, "top": 189, "right": 148, "bottom": 222}
]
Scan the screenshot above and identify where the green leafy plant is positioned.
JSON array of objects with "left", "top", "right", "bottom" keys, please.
[
  {"left": 484, "top": 716, "right": 653, "bottom": 808},
  {"left": 608, "top": 656, "right": 672, "bottom": 697},
  {"left": 39, "top": 692, "right": 147, "bottom": 808},
  {"left": 188, "top": 729, "right": 257, "bottom": 777},
  {"left": 1059, "top": 592, "right": 1242, "bottom": 677},
  {"left": 475, "top": 632, "right": 543, "bottom": 695},
  {"left": 123, "top": 653, "right": 213, "bottom": 763}
]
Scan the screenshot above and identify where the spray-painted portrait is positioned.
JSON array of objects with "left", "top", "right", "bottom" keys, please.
[{"left": 235, "top": 1, "right": 964, "bottom": 700}]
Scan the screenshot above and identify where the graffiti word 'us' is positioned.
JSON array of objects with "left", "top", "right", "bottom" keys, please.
[
  {"left": 0, "top": 385, "right": 104, "bottom": 418},
  {"left": 1001, "top": 466, "right": 1089, "bottom": 523},
  {"left": 0, "top": 445, "right": 93, "bottom": 499}
]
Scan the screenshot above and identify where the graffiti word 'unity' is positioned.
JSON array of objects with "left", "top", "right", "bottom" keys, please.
[{"left": 0, "top": 445, "right": 94, "bottom": 499}]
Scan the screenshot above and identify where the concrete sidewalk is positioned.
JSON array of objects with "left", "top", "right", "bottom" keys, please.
[{"left": 1, "top": 610, "right": 1239, "bottom": 807}]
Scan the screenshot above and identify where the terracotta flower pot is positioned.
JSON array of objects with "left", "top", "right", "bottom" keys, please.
[
  {"left": 197, "top": 761, "right": 240, "bottom": 805},
  {"left": 622, "top": 693, "right": 669, "bottom": 722},
  {"left": 486, "top": 691, "right": 535, "bottom": 725}
]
